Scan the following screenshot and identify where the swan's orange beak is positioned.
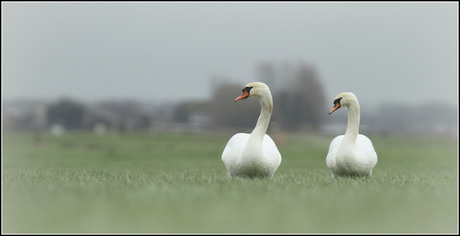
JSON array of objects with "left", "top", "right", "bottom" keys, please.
[
  {"left": 235, "top": 90, "right": 250, "bottom": 102},
  {"left": 329, "top": 102, "right": 341, "bottom": 115}
]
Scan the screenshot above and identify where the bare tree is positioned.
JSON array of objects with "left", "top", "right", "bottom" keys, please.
[
  {"left": 47, "top": 98, "right": 86, "bottom": 130},
  {"left": 257, "top": 62, "right": 327, "bottom": 132}
]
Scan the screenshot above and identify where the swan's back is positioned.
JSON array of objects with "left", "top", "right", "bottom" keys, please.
[
  {"left": 222, "top": 133, "right": 281, "bottom": 178},
  {"left": 326, "top": 134, "right": 377, "bottom": 177}
]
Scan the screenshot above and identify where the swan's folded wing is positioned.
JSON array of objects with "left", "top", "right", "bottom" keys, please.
[
  {"left": 221, "top": 133, "right": 248, "bottom": 163},
  {"left": 357, "top": 134, "right": 378, "bottom": 168},
  {"left": 326, "top": 135, "right": 343, "bottom": 170},
  {"left": 262, "top": 134, "right": 282, "bottom": 167}
]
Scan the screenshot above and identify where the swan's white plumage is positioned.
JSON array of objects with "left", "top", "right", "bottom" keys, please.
[
  {"left": 326, "top": 134, "right": 377, "bottom": 177},
  {"left": 221, "top": 82, "right": 281, "bottom": 178},
  {"left": 222, "top": 133, "right": 281, "bottom": 178},
  {"left": 326, "top": 92, "right": 377, "bottom": 178}
]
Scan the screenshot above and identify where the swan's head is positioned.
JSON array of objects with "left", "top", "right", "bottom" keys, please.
[
  {"left": 234, "top": 82, "right": 270, "bottom": 102},
  {"left": 329, "top": 92, "right": 358, "bottom": 114}
]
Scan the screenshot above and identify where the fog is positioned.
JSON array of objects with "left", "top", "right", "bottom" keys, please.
[{"left": 2, "top": 2, "right": 458, "bottom": 105}]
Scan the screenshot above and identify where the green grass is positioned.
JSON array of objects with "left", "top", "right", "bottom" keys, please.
[{"left": 2, "top": 131, "right": 458, "bottom": 233}]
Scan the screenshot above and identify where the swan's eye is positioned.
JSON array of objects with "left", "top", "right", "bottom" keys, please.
[
  {"left": 243, "top": 86, "right": 253, "bottom": 94},
  {"left": 333, "top": 97, "right": 342, "bottom": 105}
]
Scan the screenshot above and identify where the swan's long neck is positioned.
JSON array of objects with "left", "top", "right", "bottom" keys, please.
[
  {"left": 250, "top": 92, "right": 273, "bottom": 141},
  {"left": 344, "top": 100, "right": 360, "bottom": 143}
]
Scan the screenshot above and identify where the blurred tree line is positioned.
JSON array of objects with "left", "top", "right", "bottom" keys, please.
[
  {"left": 3, "top": 61, "right": 457, "bottom": 136},
  {"left": 4, "top": 98, "right": 156, "bottom": 133}
]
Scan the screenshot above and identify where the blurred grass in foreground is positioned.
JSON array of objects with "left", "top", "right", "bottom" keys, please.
[{"left": 2, "top": 131, "right": 458, "bottom": 233}]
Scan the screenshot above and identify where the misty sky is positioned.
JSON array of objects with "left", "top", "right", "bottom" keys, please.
[{"left": 2, "top": 2, "right": 458, "bottom": 107}]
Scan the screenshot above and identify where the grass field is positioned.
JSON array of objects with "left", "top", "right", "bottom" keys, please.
[{"left": 2, "top": 131, "right": 458, "bottom": 233}]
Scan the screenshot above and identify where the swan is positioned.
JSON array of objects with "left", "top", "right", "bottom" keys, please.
[
  {"left": 326, "top": 92, "right": 377, "bottom": 178},
  {"left": 221, "top": 82, "right": 282, "bottom": 178}
]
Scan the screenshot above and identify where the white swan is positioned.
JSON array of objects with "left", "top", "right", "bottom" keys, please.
[
  {"left": 326, "top": 92, "right": 377, "bottom": 178},
  {"left": 221, "top": 82, "right": 282, "bottom": 178}
]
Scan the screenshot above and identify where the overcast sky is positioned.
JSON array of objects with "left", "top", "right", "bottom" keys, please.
[{"left": 2, "top": 2, "right": 458, "bottom": 107}]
